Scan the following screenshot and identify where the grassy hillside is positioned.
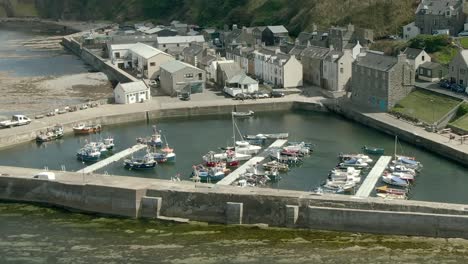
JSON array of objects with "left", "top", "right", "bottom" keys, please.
[{"left": 21, "top": 0, "right": 416, "bottom": 38}]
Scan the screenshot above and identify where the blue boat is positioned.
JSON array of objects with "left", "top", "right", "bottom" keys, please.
[
  {"left": 147, "top": 125, "right": 163, "bottom": 147},
  {"left": 124, "top": 153, "right": 157, "bottom": 170},
  {"left": 76, "top": 147, "right": 101, "bottom": 162},
  {"left": 192, "top": 164, "right": 226, "bottom": 182}
]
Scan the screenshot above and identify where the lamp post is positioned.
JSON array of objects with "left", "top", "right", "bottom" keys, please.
[{"left": 430, "top": 99, "right": 435, "bottom": 124}]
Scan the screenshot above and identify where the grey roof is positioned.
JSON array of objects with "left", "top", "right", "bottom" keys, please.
[
  {"left": 403, "top": 48, "right": 424, "bottom": 60},
  {"left": 420, "top": 61, "right": 443, "bottom": 69},
  {"left": 355, "top": 51, "right": 398, "bottom": 71},
  {"left": 297, "top": 32, "right": 314, "bottom": 43},
  {"left": 118, "top": 81, "right": 148, "bottom": 93},
  {"left": 200, "top": 55, "right": 217, "bottom": 66},
  {"left": 218, "top": 62, "right": 243, "bottom": 80},
  {"left": 269, "top": 53, "right": 291, "bottom": 65},
  {"left": 288, "top": 46, "right": 306, "bottom": 57},
  {"left": 267, "top": 25, "right": 288, "bottom": 34},
  {"left": 156, "top": 36, "right": 205, "bottom": 44},
  {"left": 302, "top": 46, "right": 331, "bottom": 59},
  {"left": 160, "top": 60, "right": 200, "bottom": 74},
  {"left": 325, "top": 51, "right": 344, "bottom": 62},
  {"left": 228, "top": 73, "right": 258, "bottom": 85},
  {"left": 129, "top": 43, "right": 167, "bottom": 59},
  {"left": 183, "top": 44, "right": 204, "bottom": 56},
  {"left": 417, "top": 0, "right": 463, "bottom": 15},
  {"left": 203, "top": 28, "right": 216, "bottom": 34}
]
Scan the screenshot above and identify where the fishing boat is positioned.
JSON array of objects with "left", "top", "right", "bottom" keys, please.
[
  {"left": 338, "top": 158, "right": 369, "bottom": 169},
  {"left": 322, "top": 180, "right": 356, "bottom": 193},
  {"left": 192, "top": 164, "right": 229, "bottom": 182},
  {"left": 147, "top": 125, "right": 163, "bottom": 147},
  {"left": 230, "top": 114, "right": 261, "bottom": 155},
  {"left": 225, "top": 150, "right": 240, "bottom": 167},
  {"left": 329, "top": 167, "right": 361, "bottom": 183},
  {"left": 270, "top": 151, "right": 303, "bottom": 165},
  {"left": 362, "top": 145, "right": 384, "bottom": 155},
  {"left": 124, "top": 153, "right": 157, "bottom": 170},
  {"left": 232, "top": 110, "right": 254, "bottom": 117},
  {"left": 203, "top": 151, "right": 222, "bottom": 167},
  {"left": 283, "top": 143, "right": 311, "bottom": 155},
  {"left": 76, "top": 146, "right": 101, "bottom": 162},
  {"left": 265, "top": 167, "right": 281, "bottom": 182},
  {"left": 381, "top": 174, "right": 409, "bottom": 187},
  {"left": 339, "top": 153, "right": 373, "bottom": 163},
  {"left": 36, "top": 125, "right": 64, "bottom": 143},
  {"left": 263, "top": 160, "right": 289, "bottom": 172},
  {"left": 73, "top": 123, "right": 102, "bottom": 134},
  {"left": 376, "top": 185, "right": 407, "bottom": 196},
  {"left": 103, "top": 137, "right": 115, "bottom": 150}
]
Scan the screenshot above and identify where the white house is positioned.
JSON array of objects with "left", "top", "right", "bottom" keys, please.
[
  {"left": 129, "top": 43, "right": 174, "bottom": 79},
  {"left": 322, "top": 49, "right": 353, "bottom": 92},
  {"left": 223, "top": 73, "right": 259, "bottom": 96},
  {"left": 114, "top": 81, "right": 151, "bottom": 104},
  {"left": 108, "top": 44, "right": 136, "bottom": 69},
  {"left": 254, "top": 48, "right": 303, "bottom": 88},
  {"left": 403, "top": 48, "right": 430, "bottom": 73},
  {"left": 402, "top": 22, "right": 420, "bottom": 40}
]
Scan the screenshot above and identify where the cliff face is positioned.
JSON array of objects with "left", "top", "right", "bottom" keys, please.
[{"left": 1, "top": 0, "right": 418, "bottom": 37}]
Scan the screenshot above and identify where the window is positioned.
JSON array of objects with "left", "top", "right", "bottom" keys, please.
[
  {"left": 407, "top": 27, "right": 410, "bottom": 32},
  {"left": 163, "top": 44, "right": 166, "bottom": 48},
  {"left": 150, "top": 62, "right": 156, "bottom": 67},
  {"left": 422, "top": 56, "right": 425, "bottom": 61},
  {"left": 115, "top": 52, "right": 120, "bottom": 58},
  {"left": 340, "top": 68, "right": 344, "bottom": 74},
  {"left": 185, "top": 73, "right": 194, "bottom": 78},
  {"left": 461, "top": 69, "right": 466, "bottom": 75},
  {"left": 198, "top": 73, "right": 203, "bottom": 80},
  {"left": 177, "top": 44, "right": 180, "bottom": 47},
  {"left": 419, "top": 68, "right": 424, "bottom": 75},
  {"left": 427, "top": 69, "right": 432, "bottom": 76}
]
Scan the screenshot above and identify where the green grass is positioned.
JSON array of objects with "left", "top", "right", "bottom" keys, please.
[
  {"left": 460, "top": 37, "right": 468, "bottom": 49},
  {"left": 451, "top": 114, "right": 468, "bottom": 131},
  {"left": 392, "top": 89, "right": 461, "bottom": 123},
  {"left": 432, "top": 46, "right": 458, "bottom": 65}
]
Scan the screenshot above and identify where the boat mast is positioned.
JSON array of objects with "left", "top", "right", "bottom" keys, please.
[
  {"left": 232, "top": 112, "right": 235, "bottom": 146},
  {"left": 394, "top": 135, "right": 397, "bottom": 159}
]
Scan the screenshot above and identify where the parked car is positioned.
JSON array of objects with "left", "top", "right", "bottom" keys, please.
[
  {"left": 254, "top": 91, "right": 270, "bottom": 99},
  {"left": 450, "top": 83, "right": 465, "bottom": 93},
  {"left": 179, "top": 92, "right": 191, "bottom": 101},
  {"left": 33, "top": 171, "right": 56, "bottom": 180},
  {"left": 438, "top": 79, "right": 450, "bottom": 89},
  {"left": 234, "top": 93, "right": 247, "bottom": 100},
  {"left": 458, "top": 31, "right": 468, "bottom": 37},
  {"left": 148, "top": 80, "right": 157, "bottom": 86},
  {"left": 270, "top": 91, "right": 285, "bottom": 98},
  {"left": 0, "top": 115, "right": 31, "bottom": 128}
]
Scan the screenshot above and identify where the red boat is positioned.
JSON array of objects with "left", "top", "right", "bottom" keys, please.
[
  {"left": 376, "top": 185, "right": 407, "bottom": 196},
  {"left": 226, "top": 150, "right": 240, "bottom": 167},
  {"left": 73, "top": 123, "right": 102, "bottom": 134}
]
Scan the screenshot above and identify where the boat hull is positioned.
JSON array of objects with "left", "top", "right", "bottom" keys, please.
[{"left": 124, "top": 161, "right": 157, "bottom": 169}]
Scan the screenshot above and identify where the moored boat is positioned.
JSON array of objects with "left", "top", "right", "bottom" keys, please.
[
  {"left": 36, "top": 125, "right": 64, "bottom": 143},
  {"left": 232, "top": 110, "right": 254, "bottom": 117},
  {"left": 147, "top": 125, "right": 163, "bottom": 147},
  {"left": 362, "top": 145, "right": 385, "bottom": 155},
  {"left": 338, "top": 158, "right": 369, "bottom": 169},
  {"left": 339, "top": 153, "right": 373, "bottom": 163},
  {"left": 376, "top": 185, "right": 407, "bottom": 196},
  {"left": 76, "top": 146, "right": 101, "bottom": 162},
  {"left": 376, "top": 193, "right": 407, "bottom": 200},
  {"left": 263, "top": 160, "right": 289, "bottom": 172},
  {"left": 73, "top": 123, "right": 102, "bottom": 134},
  {"left": 381, "top": 174, "right": 409, "bottom": 187},
  {"left": 124, "top": 153, "right": 157, "bottom": 170}
]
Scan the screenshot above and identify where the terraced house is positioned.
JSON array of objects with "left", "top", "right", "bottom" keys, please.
[
  {"left": 448, "top": 49, "right": 468, "bottom": 86},
  {"left": 253, "top": 48, "right": 303, "bottom": 88}
]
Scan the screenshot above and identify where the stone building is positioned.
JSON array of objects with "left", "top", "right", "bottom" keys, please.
[
  {"left": 301, "top": 46, "right": 331, "bottom": 87},
  {"left": 351, "top": 51, "right": 415, "bottom": 112},
  {"left": 414, "top": 0, "right": 465, "bottom": 36},
  {"left": 261, "top": 25, "right": 289, "bottom": 46},
  {"left": 448, "top": 49, "right": 468, "bottom": 86}
]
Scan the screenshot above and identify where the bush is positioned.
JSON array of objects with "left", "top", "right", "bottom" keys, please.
[
  {"left": 408, "top": 35, "right": 451, "bottom": 53},
  {"left": 456, "top": 103, "right": 468, "bottom": 118}
]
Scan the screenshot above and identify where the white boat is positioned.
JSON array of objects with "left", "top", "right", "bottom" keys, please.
[
  {"left": 381, "top": 175, "right": 409, "bottom": 187},
  {"left": 388, "top": 165, "right": 416, "bottom": 175},
  {"left": 339, "top": 158, "right": 369, "bottom": 168},
  {"left": 376, "top": 193, "right": 407, "bottom": 200},
  {"left": 236, "top": 140, "right": 251, "bottom": 147},
  {"left": 214, "top": 152, "right": 251, "bottom": 161},
  {"left": 339, "top": 153, "right": 373, "bottom": 163},
  {"left": 232, "top": 110, "right": 254, "bottom": 117}
]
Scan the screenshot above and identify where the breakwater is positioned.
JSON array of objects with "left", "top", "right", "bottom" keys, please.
[{"left": 1, "top": 166, "right": 468, "bottom": 239}]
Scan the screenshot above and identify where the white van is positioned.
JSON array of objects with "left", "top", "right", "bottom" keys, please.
[{"left": 33, "top": 172, "right": 56, "bottom": 180}]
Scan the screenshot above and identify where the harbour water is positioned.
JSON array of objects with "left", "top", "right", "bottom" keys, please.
[{"left": 0, "top": 111, "right": 466, "bottom": 204}]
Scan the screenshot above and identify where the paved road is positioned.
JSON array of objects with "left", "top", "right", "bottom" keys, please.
[{"left": 415, "top": 80, "right": 468, "bottom": 100}]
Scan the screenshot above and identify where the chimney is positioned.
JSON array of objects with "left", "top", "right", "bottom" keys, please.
[
  {"left": 397, "top": 52, "right": 407, "bottom": 64},
  {"left": 347, "top": 23, "right": 355, "bottom": 32},
  {"left": 329, "top": 44, "right": 334, "bottom": 51},
  {"left": 233, "top": 24, "right": 238, "bottom": 30}
]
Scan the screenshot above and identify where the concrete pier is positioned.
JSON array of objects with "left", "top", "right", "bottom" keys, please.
[
  {"left": 354, "top": 156, "right": 392, "bottom": 198},
  {"left": 217, "top": 139, "right": 288, "bottom": 186},
  {"left": 77, "top": 144, "right": 147, "bottom": 174}
]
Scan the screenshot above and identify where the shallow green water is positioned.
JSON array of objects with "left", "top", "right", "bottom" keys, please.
[{"left": 0, "top": 202, "right": 467, "bottom": 264}]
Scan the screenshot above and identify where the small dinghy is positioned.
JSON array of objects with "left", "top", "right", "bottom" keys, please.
[{"left": 232, "top": 110, "right": 254, "bottom": 117}]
